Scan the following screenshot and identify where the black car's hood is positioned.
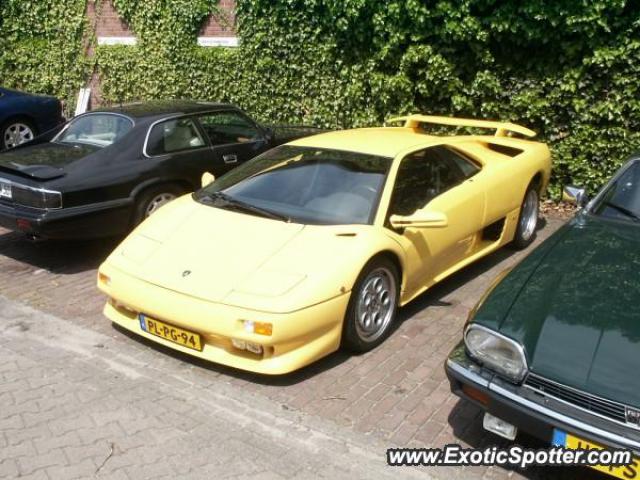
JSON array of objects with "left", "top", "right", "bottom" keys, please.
[
  {"left": 0, "top": 142, "right": 99, "bottom": 180},
  {"left": 477, "top": 216, "right": 640, "bottom": 408}
]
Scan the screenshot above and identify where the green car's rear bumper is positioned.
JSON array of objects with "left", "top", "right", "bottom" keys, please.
[{"left": 445, "top": 341, "right": 640, "bottom": 455}]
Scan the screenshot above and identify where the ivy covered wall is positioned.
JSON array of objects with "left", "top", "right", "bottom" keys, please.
[
  {"left": 0, "top": 0, "right": 90, "bottom": 112},
  {"left": 2, "top": 0, "right": 640, "bottom": 194}
]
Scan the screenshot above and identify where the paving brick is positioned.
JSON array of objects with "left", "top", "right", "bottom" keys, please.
[
  {"left": 45, "top": 458, "right": 96, "bottom": 480},
  {"left": 16, "top": 448, "right": 66, "bottom": 476},
  {"left": 0, "top": 458, "right": 19, "bottom": 479},
  {"left": 33, "top": 430, "right": 82, "bottom": 455},
  {"left": 413, "top": 420, "right": 446, "bottom": 444},
  {"left": 0, "top": 216, "right": 572, "bottom": 480},
  {"left": 364, "top": 383, "right": 389, "bottom": 402}
]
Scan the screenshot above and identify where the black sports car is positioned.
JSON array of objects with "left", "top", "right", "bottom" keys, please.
[
  {"left": 0, "top": 101, "right": 317, "bottom": 240},
  {"left": 0, "top": 87, "right": 64, "bottom": 150}
]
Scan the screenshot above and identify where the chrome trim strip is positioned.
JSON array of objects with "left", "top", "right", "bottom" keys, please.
[
  {"left": 52, "top": 198, "right": 131, "bottom": 214},
  {"left": 524, "top": 374, "right": 638, "bottom": 431},
  {"left": 524, "top": 383, "right": 631, "bottom": 430},
  {"left": 142, "top": 109, "right": 266, "bottom": 159},
  {"left": 0, "top": 178, "right": 61, "bottom": 195},
  {"left": 223, "top": 154, "right": 238, "bottom": 164},
  {"left": 490, "top": 381, "right": 640, "bottom": 452},
  {"left": 446, "top": 358, "right": 490, "bottom": 389},
  {"left": 52, "top": 111, "right": 135, "bottom": 145},
  {"left": 0, "top": 177, "right": 63, "bottom": 210},
  {"left": 142, "top": 114, "right": 184, "bottom": 159},
  {"left": 142, "top": 114, "right": 212, "bottom": 159},
  {"left": 526, "top": 373, "right": 628, "bottom": 410}
]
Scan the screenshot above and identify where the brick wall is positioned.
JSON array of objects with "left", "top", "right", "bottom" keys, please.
[
  {"left": 200, "top": 0, "right": 237, "bottom": 37},
  {"left": 87, "top": 0, "right": 237, "bottom": 40},
  {"left": 84, "top": 0, "right": 238, "bottom": 109},
  {"left": 88, "top": 0, "right": 134, "bottom": 38}
]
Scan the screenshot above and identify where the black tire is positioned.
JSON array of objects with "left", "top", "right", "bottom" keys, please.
[
  {"left": 510, "top": 181, "right": 540, "bottom": 250},
  {"left": 1, "top": 118, "right": 37, "bottom": 150},
  {"left": 132, "top": 184, "right": 185, "bottom": 227},
  {"left": 342, "top": 256, "right": 400, "bottom": 353}
]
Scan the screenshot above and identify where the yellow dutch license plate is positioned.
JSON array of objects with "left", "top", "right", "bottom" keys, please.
[
  {"left": 555, "top": 429, "right": 639, "bottom": 479},
  {"left": 139, "top": 314, "right": 203, "bottom": 352}
]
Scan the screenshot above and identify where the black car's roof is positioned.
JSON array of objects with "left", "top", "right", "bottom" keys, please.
[
  {"left": 91, "top": 100, "right": 238, "bottom": 119},
  {"left": 0, "top": 87, "right": 56, "bottom": 99}
]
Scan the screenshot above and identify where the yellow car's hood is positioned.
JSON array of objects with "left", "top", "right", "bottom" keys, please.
[{"left": 107, "top": 196, "right": 384, "bottom": 313}]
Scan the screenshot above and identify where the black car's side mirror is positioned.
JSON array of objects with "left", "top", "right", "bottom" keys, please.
[
  {"left": 263, "top": 127, "right": 275, "bottom": 143},
  {"left": 563, "top": 185, "right": 589, "bottom": 207}
]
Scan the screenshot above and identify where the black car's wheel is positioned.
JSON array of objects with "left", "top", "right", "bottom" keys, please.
[
  {"left": 511, "top": 181, "right": 540, "bottom": 250},
  {"left": 132, "top": 184, "right": 184, "bottom": 227},
  {"left": 1, "top": 118, "right": 36, "bottom": 150},
  {"left": 342, "top": 256, "right": 400, "bottom": 353}
]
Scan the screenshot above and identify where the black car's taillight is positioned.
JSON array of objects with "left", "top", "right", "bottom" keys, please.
[{"left": 13, "top": 186, "right": 62, "bottom": 209}]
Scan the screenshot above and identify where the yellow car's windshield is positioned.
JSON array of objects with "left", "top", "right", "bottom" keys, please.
[{"left": 195, "top": 145, "right": 392, "bottom": 225}]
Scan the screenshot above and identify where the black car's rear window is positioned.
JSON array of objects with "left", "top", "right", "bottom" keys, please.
[{"left": 55, "top": 113, "right": 133, "bottom": 148}]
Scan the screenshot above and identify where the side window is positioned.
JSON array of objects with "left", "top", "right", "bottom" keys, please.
[
  {"left": 146, "top": 118, "right": 206, "bottom": 156},
  {"left": 442, "top": 146, "right": 481, "bottom": 179},
  {"left": 388, "top": 146, "right": 467, "bottom": 216},
  {"left": 198, "top": 111, "right": 262, "bottom": 146}
]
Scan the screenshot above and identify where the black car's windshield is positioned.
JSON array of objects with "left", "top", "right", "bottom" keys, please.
[
  {"left": 55, "top": 113, "right": 133, "bottom": 147},
  {"left": 592, "top": 161, "right": 640, "bottom": 223},
  {"left": 195, "top": 145, "right": 391, "bottom": 225}
]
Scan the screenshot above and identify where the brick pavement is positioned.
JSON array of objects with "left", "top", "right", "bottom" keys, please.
[
  {"left": 0, "top": 296, "right": 429, "bottom": 480},
  {"left": 0, "top": 216, "right": 604, "bottom": 479}
]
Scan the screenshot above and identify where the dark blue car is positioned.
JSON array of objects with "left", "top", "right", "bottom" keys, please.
[{"left": 0, "top": 87, "right": 64, "bottom": 150}]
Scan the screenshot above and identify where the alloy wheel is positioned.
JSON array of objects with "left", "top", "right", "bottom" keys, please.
[
  {"left": 3, "top": 122, "right": 34, "bottom": 149},
  {"left": 145, "top": 193, "right": 177, "bottom": 217},
  {"left": 355, "top": 267, "right": 398, "bottom": 343},
  {"left": 519, "top": 188, "right": 539, "bottom": 241}
]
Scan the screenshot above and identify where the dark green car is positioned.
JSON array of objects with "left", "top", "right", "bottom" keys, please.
[{"left": 446, "top": 157, "right": 640, "bottom": 479}]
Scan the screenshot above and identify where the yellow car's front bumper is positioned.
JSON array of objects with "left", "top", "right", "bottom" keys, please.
[{"left": 98, "top": 264, "right": 349, "bottom": 375}]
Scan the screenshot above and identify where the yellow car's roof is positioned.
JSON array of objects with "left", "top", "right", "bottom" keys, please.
[{"left": 288, "top": 127, "right": 439, "bottom": 158}]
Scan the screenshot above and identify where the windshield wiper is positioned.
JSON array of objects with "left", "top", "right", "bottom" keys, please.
[
  {"left": 604, "top": 201, "right": 640, "bottom": 222},
  {"left": 203, "top": 191, "right": 291, "bottom": 222}
]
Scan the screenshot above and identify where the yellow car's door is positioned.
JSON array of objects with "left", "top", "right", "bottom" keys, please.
[{"left": 384, "top": 145, "right": 487, "bottom": 298}]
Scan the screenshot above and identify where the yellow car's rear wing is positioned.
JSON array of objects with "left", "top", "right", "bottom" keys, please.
[{"left": 385, "top": 114, "right": 537, "bottom": 138}]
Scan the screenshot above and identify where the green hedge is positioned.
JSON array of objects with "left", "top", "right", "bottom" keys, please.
[
  {"left": 0, "top": 0, "right": 90, "bottom": 114},
  {"left": 3, "top": 0, "right": 640, "bottom": 195}
]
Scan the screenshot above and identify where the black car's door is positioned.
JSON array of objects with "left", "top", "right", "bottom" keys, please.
[
  {"left": 194, "top": 110, "right": 270, "bottom": 176},
  {"left": 144, "top": 116, "right": 217, "bottom": 186}
]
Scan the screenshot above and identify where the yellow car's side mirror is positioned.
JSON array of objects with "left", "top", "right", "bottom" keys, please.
[
  {"left": 201, "top": 172, "right": 215, "bottom": 188},
  {"left": 389, "top": 210, "right": 448, "bottom": 229}
]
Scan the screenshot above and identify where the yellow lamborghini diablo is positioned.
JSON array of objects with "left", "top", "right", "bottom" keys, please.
[{"left": 97, "top": 115, "right": 551, "bottom": 374}]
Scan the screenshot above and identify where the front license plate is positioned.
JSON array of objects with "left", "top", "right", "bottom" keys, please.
[
  {"left": 139, "top": 314, "right": 203, "bottom": 351},
  {"left": 553, "top": 429, "right": 639, "bottom": 479},
  {"left": 0, "top": 181, "right": 11, "bottom": 199}
]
